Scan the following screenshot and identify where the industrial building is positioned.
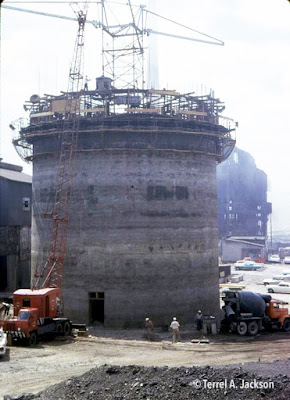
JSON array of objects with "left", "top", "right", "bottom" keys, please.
[
  {"left": 13, "top": 82, "right": 236, "bottom": 327},
  {"left": 6, "top": 2, "right": 237, "bottom": 328},
  {"left": 0, "top": 161, "right": 32, "bottom": 296},
  {"left": 217, "top": 148, "right": 272, "bottom": 262}
]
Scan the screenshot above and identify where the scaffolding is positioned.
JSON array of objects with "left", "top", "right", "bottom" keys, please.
[{"left": 13, "top": 87, "right": 236, "bottom": 164}]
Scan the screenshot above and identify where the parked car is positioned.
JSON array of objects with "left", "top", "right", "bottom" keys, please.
[
  {"left": 0, "top": 328, "right": 7, "bottom": 357},
  {"left": 284, "top": 256, "right": 290, "bottom": 264},
  {"left": 267, "top": 282, "right": 290, "bottom": 294},
  {"left": 263, "top": 277, "right": 283, "bottom": 285},
  {"left": 282, "top": 271, "right": 290, "bottom": 275},
  {"left": 268, "top": 254, "right": 281, "bottom": 263},
  {"left": 274, "top": 274, "right": 290, "bottom": 281},
  {"left": 234, "top": 261, "right": 263, "bottom": 271}
]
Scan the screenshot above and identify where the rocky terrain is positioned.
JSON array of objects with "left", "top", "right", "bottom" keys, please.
[{"left": 4, "top": 361, "right": 290, "bottom": 400}]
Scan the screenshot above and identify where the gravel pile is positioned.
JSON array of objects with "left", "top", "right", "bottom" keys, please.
[{"left": 4, "top": 363, "right": 290, "bottom": 400}]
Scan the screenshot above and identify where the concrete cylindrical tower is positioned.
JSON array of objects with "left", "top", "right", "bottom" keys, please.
[{"left": 19, "top": 92, "right": 235, "bottom": 328}]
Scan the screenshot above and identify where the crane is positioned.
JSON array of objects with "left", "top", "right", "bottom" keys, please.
[
  {"left": 34, "top": 5, "right": 88, "bottom": 292},
  {"left": 2, "top": 3, "right": 224, "bottom": 45},
  {"left": 2, "top": 1, "right": 224, "bottom": 90},
  {"left": 0, "top": 4, "right": 88, "bottom": 345}
]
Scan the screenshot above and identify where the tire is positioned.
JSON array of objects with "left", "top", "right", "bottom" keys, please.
[
  {"left": 268, "top": 289, "right": 274, "bottom": 293},
  {"left": 265, "top": 322, "right": 273, "bottom": 332},
  {"left": 55, "top": 322, "right": 63, "bottom": 334},
  {"left": 237, "top": 321, "right": 247, "bottom": 336},
  {"left": 283, "top": 319, "right": 290, "bottom": 332},
  {"left": 248, "top": 321, "right": 259, "bottom": 336},
  {"left": 28, "top": 331, "right": 37, "bottom": 346},
  {"left": 63, "top": 321, "right": 71, "bottom": 336},
  {"left": 229, "top": 322, "right": 237, "bottom": 333}
]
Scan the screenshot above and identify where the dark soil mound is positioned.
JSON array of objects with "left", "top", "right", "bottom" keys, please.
[{"left": 4, "top": 363, "right": 290, "bottom": 400}]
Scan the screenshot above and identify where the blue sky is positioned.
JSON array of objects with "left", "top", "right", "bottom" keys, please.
[{"left": 1, "top": 0, "right": 290, "bottom": 232}]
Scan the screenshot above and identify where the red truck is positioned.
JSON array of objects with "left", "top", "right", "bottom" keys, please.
[{"left": 0, "top": 288, "right": 71, "bottom": 346}]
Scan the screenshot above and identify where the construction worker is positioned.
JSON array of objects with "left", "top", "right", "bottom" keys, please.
[
  {"left": 77, "top": 11, "right": 86, "bottom": 27},
  {"left": 84, "top": 75, "right": 90, "bottom": 91},
  {"left": 145, "top": 317, "right": 154, "bottom": 341},
  {"left": 196, "top": 310, "right": 203, "bottom": 331},
  {"left": 170, "top": 317, "right": 181, "bottom": 343}
]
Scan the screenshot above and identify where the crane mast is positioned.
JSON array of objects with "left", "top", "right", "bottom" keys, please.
[{"left": 34, "top": 6, "right": 88, "bottom": 291}]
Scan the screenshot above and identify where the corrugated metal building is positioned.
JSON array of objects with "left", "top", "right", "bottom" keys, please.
[{"left": 0, "top": 161, "right": 32, "bottom": 295}]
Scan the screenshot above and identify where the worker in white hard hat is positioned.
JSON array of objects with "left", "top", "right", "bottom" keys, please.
[
  {"left": 196, "top": 310, "right": 203, "bottom": 332},
  {"left": 170, "top": 317, "right": 181, "bottom": 343},
  {"left": 145, "top": 317, "right": 154, "bottom": 341}
]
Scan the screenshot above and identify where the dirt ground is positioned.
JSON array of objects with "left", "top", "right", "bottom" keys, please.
[
  {"left": 2, "top": 264, "right": 290, "bottom": 399},
  {"left": 1, "top": 327, "right": 290, "bottom": 399}
]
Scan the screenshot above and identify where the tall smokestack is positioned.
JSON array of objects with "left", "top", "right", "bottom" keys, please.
[{"left": 147, "top": 0, "right": 159, "bottom": 89}]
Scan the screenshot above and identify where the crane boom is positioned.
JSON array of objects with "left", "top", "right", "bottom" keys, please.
[
  {"left": 2, "top": 3, "right": 223, "bottom": 45},
  {"left": 34, "top": 6, "right": 88, "bottom": 291}
]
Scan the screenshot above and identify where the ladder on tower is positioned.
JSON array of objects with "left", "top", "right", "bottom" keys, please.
[{"left": 34, "top": 7, "right": 88, "bottom": 291}]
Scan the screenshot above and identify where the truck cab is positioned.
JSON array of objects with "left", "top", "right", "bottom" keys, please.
[
  {"left": 266, "top": 300, "right": 290, "bottom": 331},
  {"left": 0, "top": 308, "right": 39, "bottom": 344},
  {"left": 17, "top": 308, "right": 39, "bottom": 331},
  {"left": 0, "top": 287, "right": 67, "bottom": 345}
]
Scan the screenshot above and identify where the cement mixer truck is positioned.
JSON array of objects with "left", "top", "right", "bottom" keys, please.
[{"left": 222, "top": 291, "right": 290, "bottom": 335}]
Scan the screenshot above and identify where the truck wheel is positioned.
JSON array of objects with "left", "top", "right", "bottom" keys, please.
[
  {"left": 237, "top": 321, "right": 247, "bottom": 335},
  {"left": 63, "top": 321, "right": 71, "bottom": 336},
  {"left": 283, "top": 319, "right": 290, "bottom": 332},
  {"left": 28, "top": 332, "right": 37, "bottom": 346},
  {"left": 248, "top": 321, "right": 259, "bottom": 336},
  {"left": 55, "top": 322, "right": 63, "bottom": 334}
]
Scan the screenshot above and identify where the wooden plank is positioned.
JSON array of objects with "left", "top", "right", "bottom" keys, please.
[
  {"left": 30, "top": 111, "right": 54, "bottom": 118},
  {"left": 191, "top": 339, "right": 209, "bottom": 344},
  {"left": 219, "top": 283, "right": 246, "bottom": 289},
  {"left": 178, "top": 110, "right": 207, "bottom": 116},
  {"left": 80, "top": 108, "right": 105, "bottom": 113},
  {"left": 149, "top": 89, "right": 180, "bottom": 96},
  {"left": 125, "top": 108, "right": 161, "bottom": 114}
]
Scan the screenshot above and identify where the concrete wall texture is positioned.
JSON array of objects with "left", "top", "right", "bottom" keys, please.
[{"left": 31, "top": 123, "right": 222, "bottom": 328}]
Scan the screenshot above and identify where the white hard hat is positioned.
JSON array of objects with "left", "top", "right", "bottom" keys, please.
[
  {"left": 173, "top": 317, "right": 177, "bottom": 321},
  {"left": 145, "top": 318, "right": 149, "bottom": 321}
]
